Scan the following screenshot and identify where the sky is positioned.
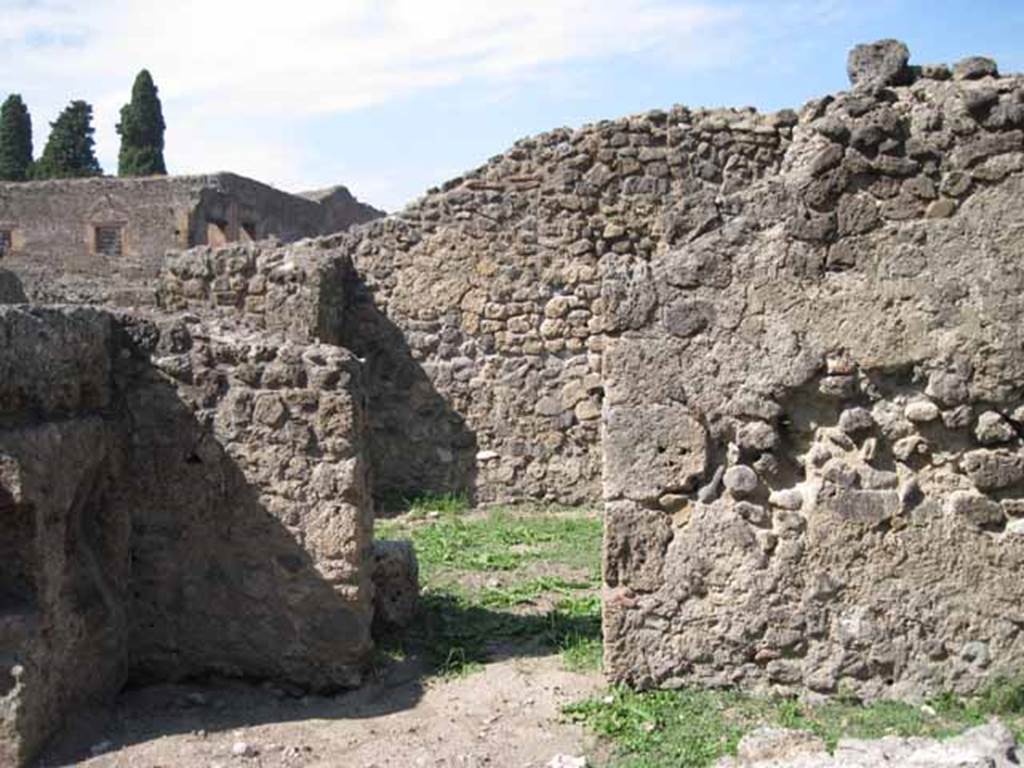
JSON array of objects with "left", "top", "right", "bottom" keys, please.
[{"left": 2, "top": 1, "right": 1022, "bottom": 211}]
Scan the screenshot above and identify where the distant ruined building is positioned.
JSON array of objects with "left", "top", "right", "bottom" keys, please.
[
  {"left": 4, "top": 39, "right": 1024, "bottom": 765},
  {"left": 0, "top": 172, "right": 382, "bottom": 304}
]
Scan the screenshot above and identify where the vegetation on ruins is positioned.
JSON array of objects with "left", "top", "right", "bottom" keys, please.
[
  {"left": 33, "top": 100, "right": 103, "bottom": 179},
  {"left": 117, "top": 69, "right": 167, "bottom": 177},
  {"left": 0, "top": 94, "right": 33, "bottom": 181},
  {"left": 370, "top": 496, "right": 1024, "bottom": 768},
  {"left": 375, "top": 501, "right": 604, "bottom": 677},
  {"left": 565, "top": 681, "right": 1024, "bottom": 767}
]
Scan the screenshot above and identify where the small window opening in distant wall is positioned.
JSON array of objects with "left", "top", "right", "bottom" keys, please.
[
  {"left": 207, "top": 219, "right": 229, "bottom": 247},
  {"left": 0, "top": 230, "right": 11, "bottom": 259},
  {"left": 94, "top": 225, "right": 123, "bottom": 257}
]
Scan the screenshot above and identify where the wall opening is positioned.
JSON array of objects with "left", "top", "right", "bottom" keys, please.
[
  {"left": 94, "top": 225, "right": 124, "bottom": 257},
  {"left": 240, "top": 222, "right": 257, "bottom": 242},
  {"left": 206, "top": 219, "right": 230, "bottom": 247},
  {"left": 0, "top": 229, "right": 11, "bottom": 259}
]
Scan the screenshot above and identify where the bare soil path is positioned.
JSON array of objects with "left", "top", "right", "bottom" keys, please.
[
  {"left": 41, "top": 505, "right": 607, "bottom": 768},
  {"left": 43, "top": 654, "right": 602, "bottom": 768}
]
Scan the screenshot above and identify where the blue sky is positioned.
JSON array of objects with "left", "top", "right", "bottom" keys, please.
[{"left": 1, "top": 1, "right": 1022, "bottom": 210}]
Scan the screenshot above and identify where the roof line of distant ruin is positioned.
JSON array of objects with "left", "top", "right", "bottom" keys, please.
[{"left": 0, "top": 171, "right": 288, "bottom": 193}]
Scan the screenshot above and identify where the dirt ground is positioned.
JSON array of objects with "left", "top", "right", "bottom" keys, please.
[
  {"left": 41, "top": 653, "right": 603, "bottom": 768},
  {"left": 38, "top": 507, "right": 608, "bottom": 768}
]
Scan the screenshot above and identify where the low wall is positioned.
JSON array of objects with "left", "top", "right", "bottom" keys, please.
[
  {"left": 0, "top": 305, "right": 374, "bottom": 766},
  {"left": 158, "top": 239, "right": 347, "bottom": 342}
]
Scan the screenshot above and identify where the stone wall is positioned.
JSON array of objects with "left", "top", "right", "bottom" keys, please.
[
  {"left": 0, "top": 173, "right": 381, "bottom": 306},
  {"left": 312, "top": 47, "right": 792, "bottom": 505},
  {"left": 167, "top": 40, "right": 1024, "bottom": 699},
  {"left": 158, "top": 236, "right": 481, "bottom": 508},
  {"left": 158, "top": 239, "right": 348, "bottom": 343},
  {"left": 43, "top": 37, "right": 1024, "bottom": 702},
  {"left": 301, "top": 185, "right": 387, "bottom": 238},
  {"left": 0, "top": 304, "right": 374, "bottom": 765},
  {"left": 0, "top": 307, "right": 128, "bottom": 768},
  {"left": 150, "top": 47, "right": 1024, "bottom": 543},
  {"left": 601, "top": 43, "right": 1024, "bottom": 699},
  {"left": 317, "top": 98, "right": 791, "bottom": 504}
]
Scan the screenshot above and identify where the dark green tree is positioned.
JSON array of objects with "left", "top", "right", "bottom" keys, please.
[
  {"left": 34, "top": 100, "right": 103, "bottom": 179},
  {"left": 0, "top": 95, "right": 33, "bottom": 181},
  {"left": 116, "top": 69, "right": 166, "bottom": 176}
]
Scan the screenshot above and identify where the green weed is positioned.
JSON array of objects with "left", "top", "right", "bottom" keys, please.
[
  {"left": 565, "top": 680, "right": 1024, "bottom": 768},
  {"left": 377, "top": 506, "right": 603, "bottom": 581},
  {"left": 375, "top": 505, "right": 604, "bottom": 678},
  {"left": 401, "top": 492, "right": 472, "bottom": 518}
]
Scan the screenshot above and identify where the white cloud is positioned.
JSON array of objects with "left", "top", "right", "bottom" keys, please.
[
  {"left": 4, "top": 1, "right": 740, "bottom": 111},
  {"left": 0, "top": 0, "right": 742, "bottom": 203}
]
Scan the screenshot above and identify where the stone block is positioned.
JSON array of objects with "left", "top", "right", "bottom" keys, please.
[
  {"left": 604, "top": 404, "right": 708, "bottom": 501},
  {"left": 371, "top": 540, "right": 420, "bottom": 632}
]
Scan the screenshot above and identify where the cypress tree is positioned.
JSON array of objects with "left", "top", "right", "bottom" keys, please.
[
  {"left": 116, "top": 70, "right": 167, "bottom": 176},
  {"left": 0, "top": 95, "right": 33, "bottom": 181},
  {"left": 34, "top": 100, "right": 103, "bottom": 179}
]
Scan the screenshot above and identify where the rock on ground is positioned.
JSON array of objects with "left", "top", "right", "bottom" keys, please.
[
  {"left": 716, "top": 722, "right": 1020, "bottom": 767},
  {"left": 371, "top": 539, "right": 420, "bottom": 632}
]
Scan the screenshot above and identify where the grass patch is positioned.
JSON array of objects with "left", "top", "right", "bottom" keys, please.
[
  {"left": 399, "top": 589, "right": 602, "bottom": 678},
  {"left": 377, "top": 505, "right": 603, "bottom": 581},
  {"left": 477, "top": 576, "right": 595, "bottom": 609},
  {"left": 565, "top": 687, "right": 764, "bottom": 768},
  {"left": 376, "top": 504, "right": 604, "bottom": 677},
  {"left": 552, "top": 594, "right": 604, "bottom": 672},
  {"left": 565, "top": 679, "right": 1024, "bottom": 768},
  {"left": 381, "top": 491, "right": 472, "bottom": 518}
]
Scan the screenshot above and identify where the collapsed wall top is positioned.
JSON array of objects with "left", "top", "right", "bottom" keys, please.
[{"left": 847, "top": 38, "right": 1001, "bottom": 88}]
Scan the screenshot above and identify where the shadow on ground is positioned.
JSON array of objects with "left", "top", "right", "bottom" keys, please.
[
  {"left": 403, "top": 593, "right": 602, "bottom": 674},
  {"left": 40, "top": 582, "right": 602, "bottom": 766}
]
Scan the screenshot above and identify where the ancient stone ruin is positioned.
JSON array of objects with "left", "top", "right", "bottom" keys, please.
[
  {"left": 0, "top": 248, "right": 376, "bottom": 765},
  {"left": 3, "top": 38, "right": 1024, "bottom": 764},
  {"left": 0, "top": 172, "right": 382, "bottom": 306}
]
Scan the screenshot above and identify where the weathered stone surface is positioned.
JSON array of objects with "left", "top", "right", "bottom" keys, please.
[
  {"left": 769, "top": 488, "right": 804, "bottom": 511},
  {"left": 604, "top": 404, "right": 708, "bottom": 501},
  {"left": 954, "top": 56, "right": 999, "bottom": 80},
  {"left": 716, "top": 722, "right": 1018, "bottom": 767},
  {"left": 595, "top": 42, "right": 1024, "bottom": 700},
  {"left": 371, "top": 540, "right": 420, "bottom": 632},
  {"left": 838, "top": 407, "right": 874, "bottom": 435},
  {"left": 603, "top": 502, "right": 673, "bottom": 592},
  {"left": 846, "top": 39, "right": 911, "bottom": 88},
  {"left": 926, "top": 370, "right": 970, "bottom": 405},
  {"left": 962, "top": 449, "right": 1024, "bottom": 491},
  {"left": 975, "top": 410, "right": 1016, "bottom": 444},
  {"left": 724, "top": 465, "right": 759, "bottom": 498},
  {"left": 737, "top": 421, "right": 779, "bottom": 454},
  {"left": 0, "top": 305, "right": 374, "bottom": 765},
  {"left": 946, "top": 491, "right": 1006, "bottom": 530}
]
